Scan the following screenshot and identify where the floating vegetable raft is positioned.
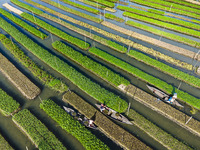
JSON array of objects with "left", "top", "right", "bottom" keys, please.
[{"left": 0, "top": 53, "right": 40, "bottom": 99}]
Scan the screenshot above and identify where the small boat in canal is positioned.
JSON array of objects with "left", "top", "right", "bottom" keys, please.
[
  {"left": 95, "top": 104, "right": 133, "bottom": 125},
  {"left": 63, "top": 106, "right": 98, "bottom": 130},
  {"left": 146, "top": 85, "right": 184, "bottom": 108}
]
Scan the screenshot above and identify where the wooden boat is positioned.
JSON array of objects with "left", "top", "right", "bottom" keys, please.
[
  {"left": 146, "top": 85, "right": 184, "bottom": 108},
  {"left": 95, "top": 104, "right": 133, "bottom": 125},
  {"left": 63, "top": 106, "right": 98, "bottom": 129}
]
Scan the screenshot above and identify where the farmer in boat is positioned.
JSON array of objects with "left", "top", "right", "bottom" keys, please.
[
  {"left": 100, "top": 104, "right": 108, "bottom": 112},
  {"left": 88, "top": 119, "right": 94, "bottom": 127},
  {"left": 168, "top": 93, "right": 177, "bottom": 104}
]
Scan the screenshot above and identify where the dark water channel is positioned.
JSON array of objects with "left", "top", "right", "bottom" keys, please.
[{"left": 0, "top": 0, "right": 200, "bottom": 149}]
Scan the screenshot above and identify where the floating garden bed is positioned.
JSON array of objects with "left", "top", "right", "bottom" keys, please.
[
  {"left": 40, "top": 99, "right": 109, "bottom": 150},
  {"left": 147, "top": 8, "right": 165, "bottom": 15},
  {"left": 163, "top": 0, "right": 200, "bottom": 9},
  {"left": 89, "top": 47, "right": 200, "bottom": 110},
  {"left": 118, "top": 6, "right": 200, "bottom": 30},
  {"left": 0, "top": 17, "right": 127, "bottom": 112},
  {"left": 105, "top": 13, "right": 124, "bottom": 22},
  {"left": 0, "top": 53, "right": 40, "bottom": 99},
  {"left": 63, "top": 91, "right": 151, "bottom": 150},
  {"left": 0, "top": 8, "right": 47, "bottom": 39},
  {"left": 0, "top": 133, "right": 13, "bottom": 150},
  {"left": 52, "top": 41, "right": 129, "bottom": 86},
  {"left": 0, "top": 88, "right": 20, "bottom": 116},
  {"left": 12, "top": 109, "right": 66, "bottom": 149},
  {"left": 40, "top": 0, "right": 102, "bottom": 23},
  {"left": 87, "top": 0, "right": 115, "bottom": 7},
  {"left": 0, "top": 34, "right": 68, "bottom": 93},
  {"left": 123, "top": 11, "right": 200, "bottom": 38},
  {"left": 77, "top": 0, "right": 106, "bottom": 9},
  {"left": 130, "top": 0, "right": 200, "bottom": 20}
]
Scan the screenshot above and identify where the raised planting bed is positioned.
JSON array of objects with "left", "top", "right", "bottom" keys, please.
[
  {"left": 126, "top": 109, "right": 192, "bottom": 150},
  {"left": 52, "top": 41, "right": 129, "bottom": 86},
  {"left": 105, "top": 13, "right": 124, "bottom": 22},
  {"left": 0, "top": 133, "right": 13, "bottom": 150},
  {"left": 101, "top": 21, "right": 194, "bottom": 70},
  {"left": 147, "top": 8, "right": 165, "bottom": 15},
  {"left": 0, "top": 88, "right": 20, "bottom": 116},
  {"left": 128, "top": 50, "right": 200, "bottom": 89},
  {"left": 12, "top": 109, "right": 66, "bottom": 149},
  {"left": 118, "top": 5, "right": 200, "bottom": 30},
  {"left": 77, "top": 0, "right": 106, "bottom": 9},
  {"left": 63, "top": 91, "right": 152, "bottom": 150},
  {"left": 125, "top": 20, "right": 200, "bottom": 48},
  {"left": 40, "top": 0, "right": 103, "bottom": 23},
  {"left": 0, "top": 17, "right": 128, "bottom": 113},
  {"left": 88, "top": 47, "right": 200, "bottom": 110},
  {"left": 40, "top": 99, "right": 109, "bottom": 150},
  {"left": 130, "top": 0, "right": 200, "bottom": 20},
  {"left": 87, "top": 0, "right": 115, "bottom": 7},
  {"left": 163, "top": 0, "right": 200, "bottom": 9},
  {"left": 20, "top": 12, "right": 90, "bottom": 50},
  {"left": 123, "top": 11, "right": 200, "bottom": 38},
  {"left": 57, "top": 0, "right": 100, "bottom": 14},
  {"left": 0, "top": 34, "right": 68, "bottom": 93},
  {"left": 0, "top": 53, "right": 40, "bottom": 99},
  {"left": 124, "top": 84, "right": 200, "bottom": 137},
  {"left": 0, "top": 8, "right": 47, "bottom": 39}
]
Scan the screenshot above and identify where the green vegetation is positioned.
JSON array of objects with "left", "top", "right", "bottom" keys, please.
[
  {"left": 12, "top": 109, "right": 66, "bottom": 149},
  {"left": 118, "top": 6, "right": 200, "bottom": 30},
  {"left": 40, "top": 99, "right": 109, "bottom": 150},
  {"left": 128, "top": 50, "right": 200, "bottom": 89},
  {"left": 130, "top": 0, "right": 200, "bottom": 19},
  {"left": 0, "top": 133, "right": 13, "bottom": 150},
  {"left": 41, "top": 0, "right": 102, "bottom": 23},
  {"left": 0, "top": 88, "right": 20, "bottom": 116},
  {"left": 21, "top": 12, "right": 89, "bottom": 50},
  {"left": 0, "top": 34, "right": 68, "bottom": 93},
  {"left": 52, "top": 41, "right": 129, "bottom": 86},
  {"left": 125, "top": 20, "right": 200, "bottom": 48},
  {"left": 147, "top": 9, "right": 165, "bottom": 15},
  {"left": 105, "top": 13, "right": 124, "bottom": 22},
  {"left": 78, "top": 0, "right": 106, "bottom": 9},
  {"left": 163, "top": 0, "right": 200, "bottom": 9},
  {"left": 127, "top": 109, "right": 192, "bottom": 150},
  {"left": 89, "top": 47, "right": 200, "bottom": 110},
  {"left": 58, "top": 0, "right": 100, "bottom": 14},
  {"left": 0, "top": 17, "right": 127, "bottom": 112},
  {"left": 123, "top": 11, "right": 200, "bottom": 38},
  {"left": 0, "top": 8, "right": 47, "bottom": 39},
  {"left": 88, "top": 0, "right": 115, "bottom": 7}
]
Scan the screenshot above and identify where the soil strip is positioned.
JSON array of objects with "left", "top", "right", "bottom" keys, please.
[{"left": 3, "top": 3, "right": 23, "bottom": 15}]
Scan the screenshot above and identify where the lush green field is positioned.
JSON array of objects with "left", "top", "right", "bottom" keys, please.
[
  {"left": 118, "top": 6, "right": 200, "bottom": 30},
  {"left": 78, "top": 0, "right": 106, "bottom": 9},
  {"left": 12, "top": 109, "right": 66, "bottom": 149},
  {"left": 0, "top": 34, "right": 68, "bottom": 93},
  {"left": 88, "top": 0, "right": 115, "bottom": 7},
  {"left": 163, "top": 0, "right": 200, "bottom": 9},
  {"left": 123, "top": 11, "right": 200, "bottom": 38},
  {"left": 0, "top": 8, "right": 47, "bottom": 39},
  {"left": 0, "top": 17, "right": 128, "bottom": 112},
  {"left": 0, "top": 133, "right": 13, "bottom": 150},
  {"left": 147, "top": 9, "right": 165, "bottom": 15},
  {"left": 89, "top": 47, "right": 200, "bottom": 110},
  {"left": 0, "top": 88, "right": 20, "bottom": 116},
  {"left": 105, "top": 13, "right": 124, "bottom": 22},
  {"left": 40, "top": 99, "right": 109, "bottom": 150}
]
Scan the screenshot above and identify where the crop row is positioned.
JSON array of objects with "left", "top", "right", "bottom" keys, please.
[
  {"left": 0, "top": 133, "right": 13, "bottom": 150},
  {"left": 128, "top": 50, "right": 200, "bottom": 89},
  {"left": 88, "top": 0, "right": 115, "bottom": 7},
  {"left": 145, "top": 0, "right": 200, "bottom": 15},
  {"left": 12, "top": 109, "right": 66, "bottom": 149},
  {"left": 105, "top": 13, "right": 124, "bottom": 22},
  {"left": 40, "top": 0, "right": 102, "bottom": 23},
  {"left": 163, "top": 0, "right": 200, "bottom": 9},
  {"left": 88, "top": 47, "right": 200, "bottom": 110},
  {"left": 21, "top": 12, "right": 90, "bottom": 50},
  {"left": 125, "top": 20, "right": 200, "bottom": 48},
  {"left": 0, "top": 34, "right": 68, "bottom": 93},
  {"left": 40, "top": 99, "right": 109, "bottom": 150},
  {"left": 147, "top": 8, "right": 165, "bottom": 15},
  {"left": 0, "top": 8, "right": 47, "bottom": 39},
  {"left": 0, "top": 17, "right": 127, "bottom": 112},
  {"left": 52, "top": 41, "right": 129, "bottom": 86},
  {"left": 127, "top": 109, "right": 192, "bottom": 150},
  {"left": 118, "top": 6, "right": 200, "bottom": 31},
  {"left": 123, "top": 11, "right": 200, "bottom": 38},
  {"left": 13, "top": 0, "right": 126, "bottom": 53},
  {"left": 0, "top": 88, "right": 20, "bottom": 116},
  {"left": 77, "top": 0, "right": 106, "bottom": 9},
  {"left": 130, "top": 0, "right": 200, "bottom": 19},
  {"left": 56, "top": 0, "right": 100, "bottom": 14}
]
